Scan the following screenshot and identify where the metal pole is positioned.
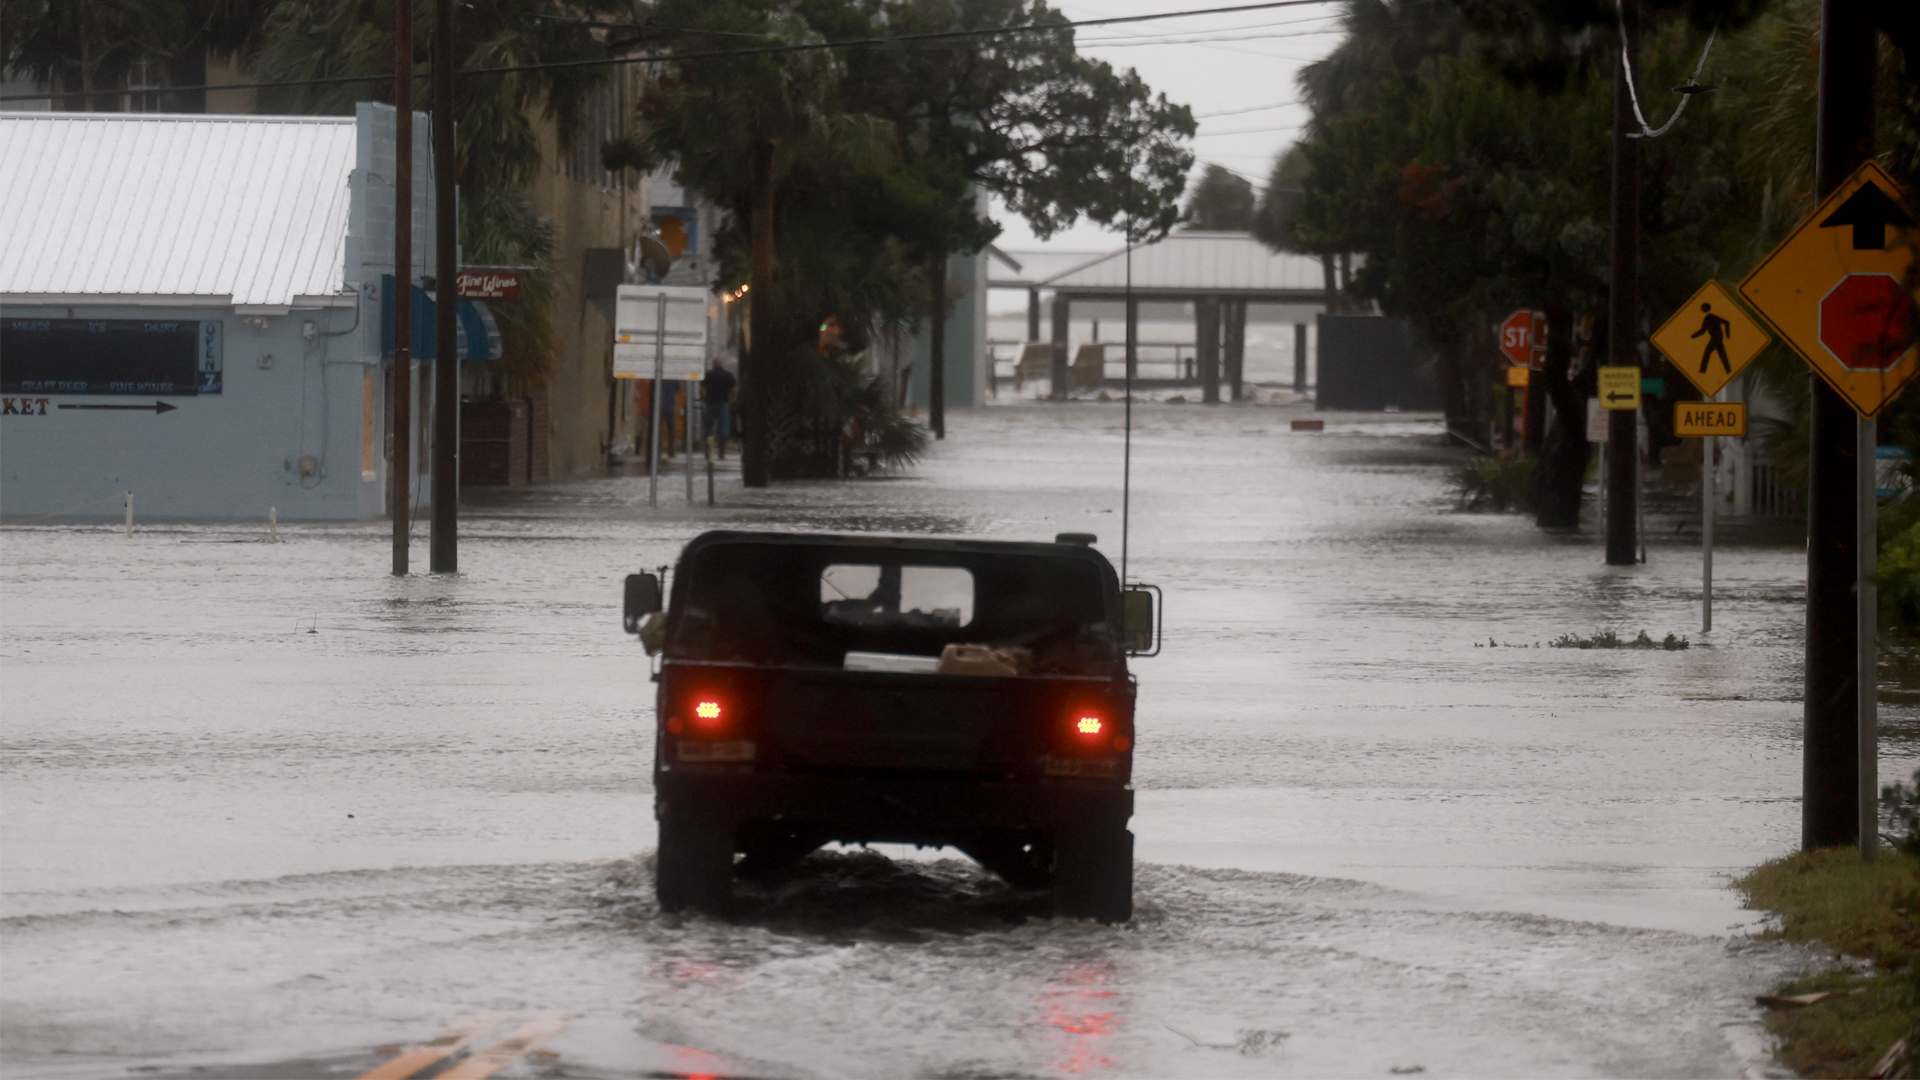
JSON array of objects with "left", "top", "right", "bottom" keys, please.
[
  {"left": 391, "top": 0, "right": 413, "bottom": 577},
  {"left": 1605, "top": 0, "right": 1640, "bottom": 566},
  {"left": 429, "top": 0, "right": 457, "bottom": 574},
  {"left": 124, "top": 491, "right": 132, "bottom": 536},
  {"left": 648, "top": 294, "right": 665, "bottom": 508},
  {"left": 1703, "top": 426, "right": 1714, "bottom": 634},
  {"left": 1638, "top": 411, "right": 1647, "bottom": 564},
  {"left": 1860, "top": 416, "right": 1878, "bottom": 858},
  {"left": 1803, "top": 0, "right": 1877, "bottom": 851},
  {"left": 685, "top": 385, "right": 695, "bottom": 502}
]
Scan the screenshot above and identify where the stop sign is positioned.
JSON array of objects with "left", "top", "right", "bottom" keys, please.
[
  {"left": 1498, "top": 310, "right": 1533, "bottom": 367},
  {"left": 1820, "top": 272, "right": 1918, "bottom": 371}
]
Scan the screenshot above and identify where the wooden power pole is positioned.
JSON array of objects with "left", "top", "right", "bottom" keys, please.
[
  {"left": 391, "top": 0, "right": 413, "bottom": 577},
  {"left": 429, "top": 0, "right": 458, "bottom": 573}
]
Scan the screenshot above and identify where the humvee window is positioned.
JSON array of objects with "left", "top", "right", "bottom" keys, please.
[{"left": 821, "top": 564, "right": 975, "bottom": 628}]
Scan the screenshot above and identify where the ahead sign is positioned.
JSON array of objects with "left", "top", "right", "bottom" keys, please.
[
  {"left": 1674, "top": 401, "right": 1747, "bottom": 438},
  {"left": 1739, "top": 161, "right": 1919, "bottom": 416}
]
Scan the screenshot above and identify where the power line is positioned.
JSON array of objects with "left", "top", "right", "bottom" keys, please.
[
  {"left": 0, "top": 0, "right": 1341, "bottom": 105},
  {"left": 1193, "top": 98, "right": 1303, "bottom": 118}
]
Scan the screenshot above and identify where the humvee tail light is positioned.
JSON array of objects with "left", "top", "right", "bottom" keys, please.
[
  {"left": 1075, "top": 715, "right": 1103, "bottom": 736},
  {"left": 694, "top": 700, "right": 723, "bottom": 722}
]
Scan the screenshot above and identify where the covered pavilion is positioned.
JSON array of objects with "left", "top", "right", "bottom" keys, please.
[{"left": 989, "top": 231, "right": 1337, "bottom": 402}]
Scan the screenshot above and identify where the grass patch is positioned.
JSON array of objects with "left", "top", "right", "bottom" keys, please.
[
  {"left": 1548, "top": 629, "right": 1690, "bottom": 650},
  {"left": 1734, "top": 847, "right": 1919, "bottom": 1079},
  {"left": 1447, "top": 455, "right": 1532, "bottom": 513}
]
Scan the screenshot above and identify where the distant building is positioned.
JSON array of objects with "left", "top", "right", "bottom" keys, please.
[{"left": 0, "top": 107, "right": 496, "bottom": 520}]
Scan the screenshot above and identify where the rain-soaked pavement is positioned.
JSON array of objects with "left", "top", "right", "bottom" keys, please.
[{"left": 4, "top": 401, "right": 1911, "bottom": 1078}]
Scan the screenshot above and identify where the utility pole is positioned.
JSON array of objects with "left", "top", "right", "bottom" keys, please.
[
  {"left": 391, "top": 0, "right": 413, "bottom": 577},
  {"left": 1803, "top": 0, "right": 1878, "bottom": 851},
  {"left": 429, "top": 0, "right": 457, "bottom": 573},
  {"left": 1604, "top": 0, "right": 1640, "bottom": 567},
  {"left": 742, "top": 139, "right": 773, "bottom": 488}
]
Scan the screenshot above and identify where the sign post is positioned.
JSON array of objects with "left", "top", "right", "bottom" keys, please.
[
  {"left": 650, "top": 295, "right": 665, "bottom": 508},
  {"left": 1740, "top": 159, "right": 1919, "bottom": 855},
  {"left": 613, "top": 285, "right": 711, "bottom": 509},
  {"left": 1670, "top": 397, "right": 1749, "bottom": 631},
  {"left": 1652, "top": 281, "right": 1772, "bottom": 636}
]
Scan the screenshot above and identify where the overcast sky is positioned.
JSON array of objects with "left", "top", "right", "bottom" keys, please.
[{"left": 987, "top": 0, "right": 1349, "bottom": 254}]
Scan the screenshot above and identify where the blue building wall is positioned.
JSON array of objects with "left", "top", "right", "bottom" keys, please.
[
  {"left": 1, "top": 299, "right": 387, "bottom": 521},
  {"left": 906, "top": 249, "right": 989, "bottom": 410}
]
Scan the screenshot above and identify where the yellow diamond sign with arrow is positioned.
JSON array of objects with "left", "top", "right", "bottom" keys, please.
[
  {"left": 1650, "top": 281, "right": 1771, "bottom": 398},
  {"left": 1739, "top": 161, "right": 1920, "bottom": 417}
]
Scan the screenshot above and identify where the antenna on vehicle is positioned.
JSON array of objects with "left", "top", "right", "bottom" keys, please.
[{"left": 1120, "top": 137, "right": 1136, "bottom": 588}]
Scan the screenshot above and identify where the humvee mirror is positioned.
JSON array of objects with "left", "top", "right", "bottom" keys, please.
[
  {"left": 623, "top": 572, "right": 662, "bottom": 634},
  {"left": 1123, "top": 584, "right": 1160, "bottom": 656}
]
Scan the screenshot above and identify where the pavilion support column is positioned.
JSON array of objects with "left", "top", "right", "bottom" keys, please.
[
  {"left": 1294, "top": 322, "right": 1309, "bottom": 393},
  {"left": 1197, "top": 296, "right": 1222, "bottom": 404},
  {"left": 1049, "top": 292, "right": 1070, "bottom": 401},
  {"left": 1225, "top": 299, "right": 1246, "bottom": 401},
  {"left": 1027, "top": 288, "right": 1041, "bottom": 343}
]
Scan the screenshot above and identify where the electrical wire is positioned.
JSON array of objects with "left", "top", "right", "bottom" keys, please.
[
  {"left": 1193, "top": 98, "right": 1302, "bottom": 118},
  {"left": 0, "top": 0, "right": 1342, "bottom": 105},
  {"left": 1616, "top": 2, "right": 1716, "bottom": 140}
]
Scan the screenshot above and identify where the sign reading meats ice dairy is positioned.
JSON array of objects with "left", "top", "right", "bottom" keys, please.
[{"left": 455, "top": 269, "right": 522, "bottom": 301}]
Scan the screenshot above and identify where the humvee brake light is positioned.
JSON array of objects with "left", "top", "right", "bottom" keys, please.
[
  {"left": 1075, "top": 715, "right": 1103, "bottom": 736},
  {"left": 693, "top": 700, "right": 724, "bottom": 728}
]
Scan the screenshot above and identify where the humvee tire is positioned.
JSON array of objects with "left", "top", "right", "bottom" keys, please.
[
  {"left": 1054, "top": 826, "right": 1132, "bottom": 924},
  {"left": 656, "top": 817, "right": 733, "bottom": 914}
]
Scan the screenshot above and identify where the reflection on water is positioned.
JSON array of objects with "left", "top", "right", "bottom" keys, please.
[{"left": 1038, "top": 965, "right": 1122, "bottom": 1075}]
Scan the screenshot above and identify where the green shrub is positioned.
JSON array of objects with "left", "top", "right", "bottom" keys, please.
[{"left": 1447, "top": 455, "right": 1533, "bottom": 513}]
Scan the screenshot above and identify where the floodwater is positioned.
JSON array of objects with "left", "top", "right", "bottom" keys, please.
[{"left": 3, "top": 401, "right": 1906, "bottom": 1078}]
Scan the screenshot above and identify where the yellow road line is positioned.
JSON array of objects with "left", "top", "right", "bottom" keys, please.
[
  {"left": 438, "top": 1015, "right": 572, "bottom": 1080},
  {"left": 357, "top": 1014, "right": 505, "bottom": 1080}
]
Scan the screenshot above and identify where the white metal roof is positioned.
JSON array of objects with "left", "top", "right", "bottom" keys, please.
[
  {"left": 986, "top": 249, "right": 1112, "bottom": 289},
  {"left": 1038, "top": 231, "right": 1330, "bottom": 296},
  {"left": 0, "top": 111, "right": 356, "bottom": 310}
]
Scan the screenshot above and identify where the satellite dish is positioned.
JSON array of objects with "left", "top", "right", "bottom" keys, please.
[{"left": 638, "top": 235, "right": 674, "bottom": 280}]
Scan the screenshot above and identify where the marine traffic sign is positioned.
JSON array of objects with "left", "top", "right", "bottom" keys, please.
[
  {"left": 1739, "top": 161, "right": 1919, "bottom": 416},
  {"left": 1650, "top": 281, "right": 1770, "bottom": 397},
  {"left": 1598, "top": 366, "right": 1641, "bottom": 410},
  {"left": 1674, "top": 401, "right": 1747, "bottom": 438}
]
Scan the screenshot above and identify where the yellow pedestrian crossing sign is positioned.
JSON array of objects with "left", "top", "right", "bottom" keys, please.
[
  {"left": 1650, "top": 281, "right": 1770, "bottom": 397},
  {"left": 1598, "top": 366, "right": 1641, "bottom": 410}
]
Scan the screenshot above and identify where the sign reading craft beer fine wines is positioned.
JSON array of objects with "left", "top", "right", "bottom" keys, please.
[
  {"left": 455, "top": 268, "right": 523, "bottom": 301},
  {"left": 1650, "top": 281, "right": 1771, "bottom": 398},
  {"left": 1739, "top": 161, "right": 1919, "bottom": 416}
]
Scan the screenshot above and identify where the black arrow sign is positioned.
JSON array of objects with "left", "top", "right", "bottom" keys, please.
[
  {"left": 58, "top": 401, "right": 178, "bottom": 414},
  {"left": 1605, "top": 391, "right": 1636, "bottom": 403},
  {"left": 1819, "top": 182, "right": 1914, "bottom": 250}
]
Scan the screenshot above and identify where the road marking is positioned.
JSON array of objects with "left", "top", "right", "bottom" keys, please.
[
  {"left": 357, "top": 1015, "right": 504, "bottom": 1080},
  {"left": 438, "top": 1015, "right": 572, "bottom": 1080}
]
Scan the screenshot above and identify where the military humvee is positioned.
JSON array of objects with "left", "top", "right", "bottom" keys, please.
[{"left": 623, "top": 530, "right": 1158, "bottom": 923}]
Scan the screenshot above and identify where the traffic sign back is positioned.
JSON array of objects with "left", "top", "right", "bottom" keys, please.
[
  {"left": 1738, "top": 162, "right": 1919, "bottom": 416},
  {"left": 1650, "top": 281, "right": 1770, "bottom": 397}
]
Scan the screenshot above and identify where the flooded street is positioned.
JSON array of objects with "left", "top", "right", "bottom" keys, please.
[{"left": 4, "top": 401, "right": 1904, "bottom": 1078}]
